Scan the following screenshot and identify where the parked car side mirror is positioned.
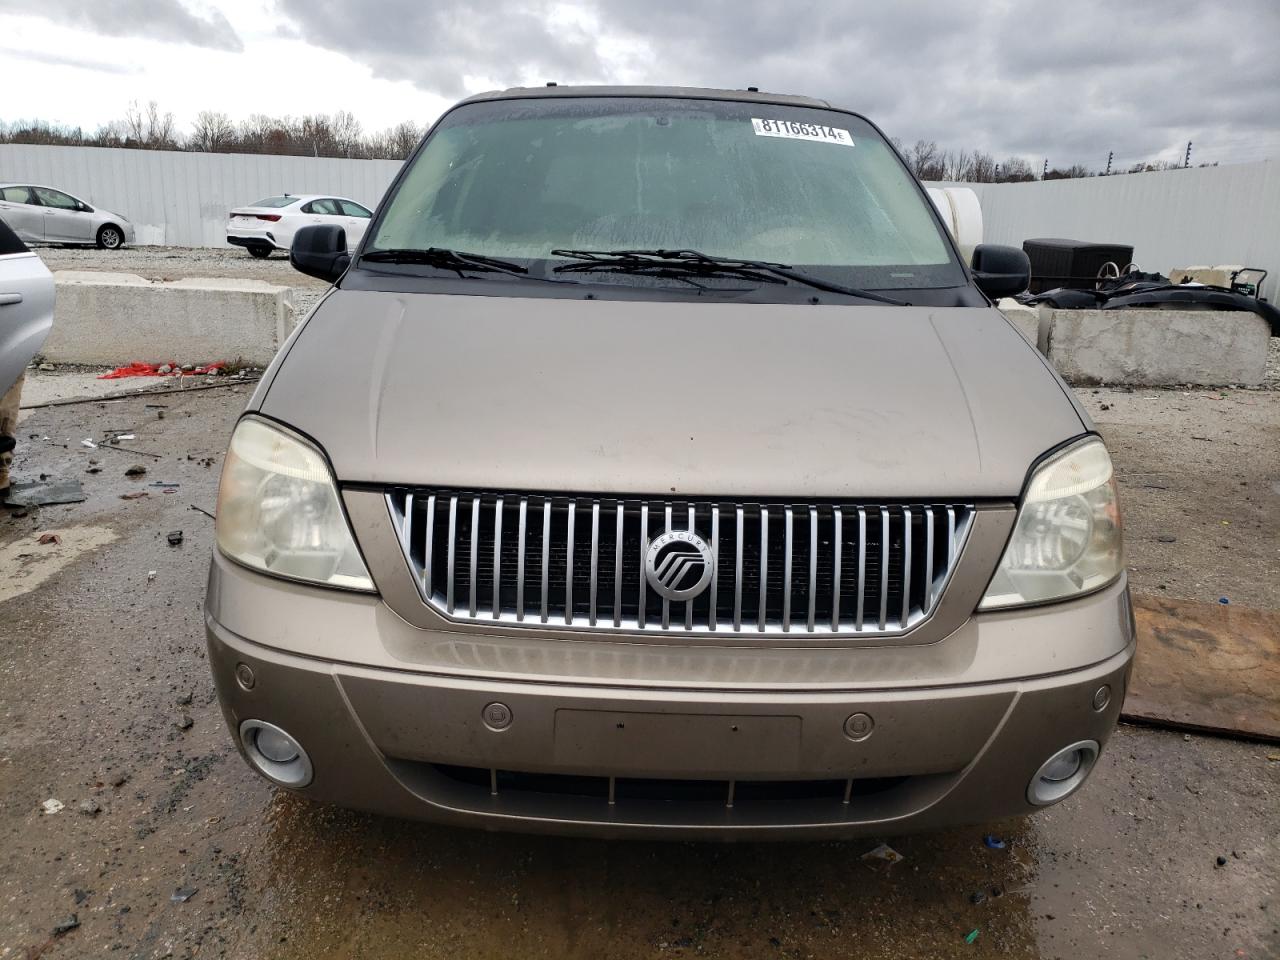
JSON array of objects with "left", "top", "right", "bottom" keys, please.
[
  {"left": 291, "top": 224, "right": 350, "bottom": 284},
  {"left": 970, "top": 244, "right": 1030, "bottom": 299},
  {"left": 78, "top": 202, "right": 93, "bottom": 213}
]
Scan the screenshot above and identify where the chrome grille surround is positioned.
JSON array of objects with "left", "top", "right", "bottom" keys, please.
[{"left": 387, "top": 491, "right": 975, "bottom": 638}]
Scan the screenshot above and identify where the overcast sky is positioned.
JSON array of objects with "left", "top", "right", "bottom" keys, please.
[{"left": 1, "top": 0, "right": 1277, "bottom": 169}]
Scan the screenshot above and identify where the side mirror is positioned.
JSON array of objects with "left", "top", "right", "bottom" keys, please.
[
  {"left": 970, "top": 244, "right": 1030, "bottom": 299},
  {"left": 291, "top": 224, "right": 350, "bottom": 283},
  {"left": 78, "top": 202, "right": 94, "bottom": 213}
]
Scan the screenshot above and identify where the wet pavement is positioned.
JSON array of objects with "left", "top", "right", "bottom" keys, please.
[{"left": 1, "top": 385, "right": 1277, "bottom": 960}]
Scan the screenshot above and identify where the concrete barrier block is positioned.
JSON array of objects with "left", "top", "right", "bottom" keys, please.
[
  {"left": 997, "top": 298, "right": 1046, "bottom": 352},
  {"left": 42, "top": 272, "right": 295, "bottom": 366},
  {"left": 1044, "top": 308, "right": 1270, "bottom": 386}
]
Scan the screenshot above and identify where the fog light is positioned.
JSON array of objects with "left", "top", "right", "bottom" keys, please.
[
  {"left": 255, "top": 726, "right": 299, "bottom": 763},
  {"left": 1027, "top": 740, "right": 1099, "bottom": 806},
  {"left": 239, "top": 720, "right": 312, "bottom": 788}
]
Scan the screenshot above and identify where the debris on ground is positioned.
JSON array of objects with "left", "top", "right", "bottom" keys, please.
[
  {"left": 964, "top": 928, "right": 980, "bottom": 945},
  {"left": 190, "top": 504, "right": 216, "bottom": 521},
  {"left": 983, "top": 834, "right": 1006, "bottom": 849},
  {"left": 969, "top": 891, "right": 986, "bottom": 905},
  {"left": 77, "top": 798, "right": 101, "bottom": 817},
  {"left": 176, "top": 714, "right": 194, "bottom": 731},
  {"left": 1216, "top": 855, "right": 1228, "bottom": 867},
  {"left": 37, "top": 533, "right": 61, "bottom": 546},
  {"left": 41, "top": 799, "right": 64, "bottom": 815},
  {"left": 80, "top": 438, "right": 96, "bottom": 448},
  {"left": 99, "top": 362, "right": 226, "bottom": 379},
  {"left": 147, "top": 570, "right": 157, "bottom": 581},
  {"left": 860, "top": 843, "right": 904, "bottom": 865},
  {"left": 151, "top": 481, "right": 179, "bottom": 489},
  {"left": 52, "top": 915, "right": 80, "bottom": 936},
  {"left": 124, "top": 464, "right": 147, "bottom": 477},
  {"left": 3, "top": 478, "right": 87, "bottom": 508},
  {"left": 120, "top": 492, "right": 149, "bottom": 500},
  {"left": 166, "top": 530, "right": 184, "bottom": 546},
  {"left": 170, "top": 887, "right": 198, "bottom": 903}
]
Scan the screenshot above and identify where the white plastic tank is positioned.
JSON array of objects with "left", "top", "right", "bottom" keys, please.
[{"left": 926, "top": 187, "right": 983, "bottom": 263}]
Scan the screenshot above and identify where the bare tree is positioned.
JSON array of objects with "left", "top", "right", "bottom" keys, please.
[
  {"left": 190, "top": 110, "right": 236, "bottom": 152},
  {"left": 386, "top": 121, "right": 422, "bottom": 159},
  {"left": 122, "top": 100, "right": 178, "bottom": 149},
  {"left": 907, "top": 140, "right": 940, "bottom": 179},
  {"left": 332, "top": 111, "right": 363, "bottom": 157}
]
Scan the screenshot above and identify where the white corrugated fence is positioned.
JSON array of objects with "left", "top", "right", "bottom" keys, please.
[{"left": 0, "top": 143, "right": 402, "bottom": 247}]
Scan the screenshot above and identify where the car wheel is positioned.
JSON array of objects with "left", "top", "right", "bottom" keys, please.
[
  {"left": 248, "top": 245, "right": 273, "bottom": 259},
  {"left": 97, "top": 225, "right": 124, "bottom": 249}
]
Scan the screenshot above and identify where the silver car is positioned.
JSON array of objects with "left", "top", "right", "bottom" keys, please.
[
  {"left": 0, "top": 218, "right": 54, "bottom": 397},
  {"left": 0, "top": 183, "right": 135, "bottom": 249},
  {"left": 206, "top": 86, "right": 1132, "bottom": 839}
]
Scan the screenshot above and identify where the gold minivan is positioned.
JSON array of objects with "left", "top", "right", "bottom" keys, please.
[{"left": 205, "top": 86, "right": 1131, "bottom": 838}]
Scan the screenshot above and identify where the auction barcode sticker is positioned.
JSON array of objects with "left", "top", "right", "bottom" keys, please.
[{"left": 751, "top": 118, "right": 853, "bottom": 145}]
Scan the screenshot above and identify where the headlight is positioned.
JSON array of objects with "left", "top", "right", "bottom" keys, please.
[
  {"left": 980, "top": 437, "right": 1122, "bottom": 610},
  {"left": 215, "top": 418, "right": 374, "bottom": 591}
]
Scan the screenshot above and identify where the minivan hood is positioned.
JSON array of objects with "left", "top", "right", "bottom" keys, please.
[{"left": 258, "top": 290, "right": 1084, "bottom": 498}]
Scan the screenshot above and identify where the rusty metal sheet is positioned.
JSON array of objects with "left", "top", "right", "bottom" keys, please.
[{"left": 1123, "top": 595, "right": 1280, "bottom": 742}]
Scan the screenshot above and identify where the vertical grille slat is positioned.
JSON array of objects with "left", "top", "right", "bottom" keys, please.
[
  {"left": 709, "top": 506, "right": 720, "bottom": 630},
  {"left": 757, "top": 507, "right": 770, "bottom": 632},
  {"left": 856, "top": 507, "right": 867, "bottom": 631},
  {"left": 492, "top": 497, "right": 504, "bottom": 619},
  {"left": 391, "top": 490, "right": 974, "bottom": 639},
  {"left": 924, "top": 507, "right": 935, "bottom": 611},
  {"left": 900, "top": 506, "right": 912, "bottom": 629},
  {"left": 832, "top": 507, "right": 843, "bottom": 630},
  {"left": 540, "top": 500, "right": 551, "bottom": 624},
  {"left": 878, "top": 507, "right": 889, "bottom": 632},
  {"left": 423, "top": 494, "right": 436, "bottom": 598},
  {"left": 469, "top": 496, "right": 480, "bottom": 617},
  {"left": 565, "top": 501, "right": 576, "bottom": 625},
  {"left": 638, "top": 503, "right": 649, "bottom": 629},
  {"left": 734, "top": 506, "right": 744, "bottom": 631},
  {"left": 807, "top": 507, "right": 818, "bottom": 633},
  {"left": 516, "top": 498, "right": 527, "bottom": 621},
  {"left": 446, "top": 495, "right": 458, "bottom": 614},
  {"left": 613, "top": 504, "right": 624, "bottom": 627},
  {"left": 782, "top": 507, "right": 794, "bottom": 632},
  {"left": 588, "top": 502, "right": 600, "bottom": 626}
]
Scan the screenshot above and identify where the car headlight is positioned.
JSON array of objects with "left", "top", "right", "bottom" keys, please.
[
  {"left": 980, "top": 437, "right": 1123, "bottom": 610},
  {"left": 215, "top": 417, "right": 374, "bottom": 591}
]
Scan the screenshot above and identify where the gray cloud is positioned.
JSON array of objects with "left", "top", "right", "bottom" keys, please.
[
  {"left": 5, "top": 0, "right": 243, "bottom": 52},
  {"left": 270, "top": 0, "right": 1280, "bottom": 167},
  {"left": 0, "top": 46, "right": 140, "bottom": 75},
  {"left": 274, "top": 0, "right": 603, "bottom": 101}
]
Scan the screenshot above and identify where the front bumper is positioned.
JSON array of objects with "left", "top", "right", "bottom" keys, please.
[{"left": 206, "top": 553, "right": 1134, "bottom": 839}]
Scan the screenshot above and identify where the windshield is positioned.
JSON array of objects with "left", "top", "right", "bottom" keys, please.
[{"left": 369, "top": 97, "right": 964, "bottom": 292}]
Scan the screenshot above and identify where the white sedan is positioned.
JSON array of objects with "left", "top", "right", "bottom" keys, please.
[{"left": 225, "top": 194, "right": 373, "bottom": 259}]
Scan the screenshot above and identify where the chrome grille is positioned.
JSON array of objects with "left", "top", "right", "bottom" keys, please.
[{"left": 387, "top": 491, "right": 974, "bottom": 637}]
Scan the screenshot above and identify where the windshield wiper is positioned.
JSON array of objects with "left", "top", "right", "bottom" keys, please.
[
  {"left": 550, "top": 248, "right": 784, "bottom": 288},
  {"left": 550, "top": 248, "right": 908, "bottom": 305},
  {"left": 361, "top": 247, "right": 529, "bottom": 277}
]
